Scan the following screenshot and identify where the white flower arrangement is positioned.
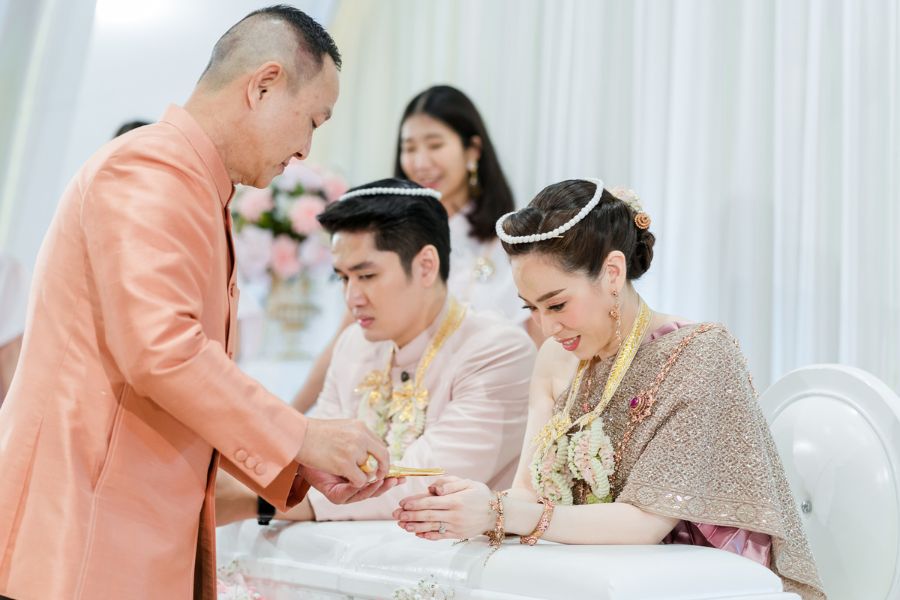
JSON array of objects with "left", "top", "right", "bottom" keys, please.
[{"left": 393, "top": 576, "right": 455, "bottom": 600}]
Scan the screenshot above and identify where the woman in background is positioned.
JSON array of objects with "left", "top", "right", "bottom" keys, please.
[{"left": 396, "top": 85, "right": 532, "bottom": 331}]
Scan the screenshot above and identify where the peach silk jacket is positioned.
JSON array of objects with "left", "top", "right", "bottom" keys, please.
[{"left": 0, "top": 105, "right": 310, "bottom": 600}]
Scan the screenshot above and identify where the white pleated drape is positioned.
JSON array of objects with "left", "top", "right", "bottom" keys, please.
[{"left": 310, "top": 0, "right": 900, "bottom": 392}]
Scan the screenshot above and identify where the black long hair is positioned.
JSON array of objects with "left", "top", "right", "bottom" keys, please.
[{"left": 394, "top": 85, "right": 514, "bottom": 242}]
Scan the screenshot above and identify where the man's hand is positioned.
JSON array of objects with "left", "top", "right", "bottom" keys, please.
[
  {"left": 296, "top": 418, "right": 390, "bottom": 487},
  {"left": 303, "top": 465, "right": 405, "bottom": 505}
]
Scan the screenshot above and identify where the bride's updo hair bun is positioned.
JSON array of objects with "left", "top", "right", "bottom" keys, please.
[
  {"left": 500, "top": 180, "right": 655, "bottom": 280},
  {"left": 630, "top": 226, "right": 655, "bottom": 280}
]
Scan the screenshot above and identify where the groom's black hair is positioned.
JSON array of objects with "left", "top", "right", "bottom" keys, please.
[{"left": 317, "top": 178, "right": 451, "bottom": 282}]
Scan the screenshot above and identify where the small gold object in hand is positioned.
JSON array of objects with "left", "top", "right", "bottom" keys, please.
[
  {"left": 387, "top": 466, "right": 445, "bottom": 478},
  {"left": 359, "top": 454, "right": 443, "bottom": 478}
]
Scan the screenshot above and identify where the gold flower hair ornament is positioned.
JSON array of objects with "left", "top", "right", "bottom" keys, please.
[{"left": 609, "top": 187, "right": 651, "bottom": 230}]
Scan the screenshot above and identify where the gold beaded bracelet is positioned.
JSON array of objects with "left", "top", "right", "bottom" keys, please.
[
  {"left": 483, "top": 490, "right": 508, "bottom": 564},
  {"left": 520, "top": 498, "right": 555, "bottom": 545}
]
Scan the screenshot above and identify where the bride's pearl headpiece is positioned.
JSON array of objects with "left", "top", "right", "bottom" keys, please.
[
  {"left": 495, "top": 177, "right": 604, "bottom": 245},
  {"left": 495, "top": 178, "right": 652, "bottom": 245},
  {"left": 338, "top": 186, "right": 442, "bottom": 202}
]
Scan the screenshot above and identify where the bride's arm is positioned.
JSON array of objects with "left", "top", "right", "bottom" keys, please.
[
  {"left": 504, "top": 496, "right": 678, "bottom": 544},
  {"left": 398, "top": 475, "right": 677, "bottom": 545},
  {"left": 505, "top": 339, "right": 563, "bottom": 502},
  {"left": 395, "top": 340, "right": 677, "bottom": 544}
]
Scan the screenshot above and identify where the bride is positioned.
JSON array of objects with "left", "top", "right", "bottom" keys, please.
[{"left": 393, "top": 178, "right": 825, "bottom": 600}]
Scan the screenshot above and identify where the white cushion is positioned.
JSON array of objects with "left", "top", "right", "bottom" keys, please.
[{"left": 217, "top": 520, "right": 795, "bottom": 600}]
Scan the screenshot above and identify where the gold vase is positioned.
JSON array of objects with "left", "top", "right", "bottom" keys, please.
[{"left": 266, "top": 272, "right": 319, "bottom": 359}]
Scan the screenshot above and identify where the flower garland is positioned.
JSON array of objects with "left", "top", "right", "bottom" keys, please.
[
  {"left": 530, "top": 418, "right": 616, "bottom": 505},
  {"left": 530, "top": 299, "right": 651, "bottom": 505},
  {"left": 355, "top": 299, "right": 466, "bottom": 462}
]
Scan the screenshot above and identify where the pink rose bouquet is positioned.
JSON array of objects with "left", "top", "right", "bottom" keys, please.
[{"left": 231, "top": 159, "right": 345, "bottom": 282}]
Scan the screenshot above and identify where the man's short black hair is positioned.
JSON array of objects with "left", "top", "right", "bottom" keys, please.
[
  {"left": 200, "top": 4, "right": 341, "bottom": 89},
  {"left": 317, "top": 178, "right": 450, "bottom": 282},
  {"left": 243, "top": 4, "right": 341, "bottom": 70}
]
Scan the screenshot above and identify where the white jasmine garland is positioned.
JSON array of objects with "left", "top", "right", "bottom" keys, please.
[{"left": 532, "top": 418, "right": 614, "bottom": 505}]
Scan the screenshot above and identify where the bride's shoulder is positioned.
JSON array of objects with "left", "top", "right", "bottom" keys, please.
[
  {"left": 648, "top": 311, "right": 693, "bottom": 331},
  {"left": 533, "top": 338, "right": 580, "bottom": 398}
]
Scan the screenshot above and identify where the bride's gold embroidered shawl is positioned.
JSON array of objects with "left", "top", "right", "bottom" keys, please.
[{"left": 556, "top": 324, "right": 825, "bottom": 600}]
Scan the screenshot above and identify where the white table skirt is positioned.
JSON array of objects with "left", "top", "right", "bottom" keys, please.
[{"left": 217, "top": 520, "right": 799, "bottom": 600}]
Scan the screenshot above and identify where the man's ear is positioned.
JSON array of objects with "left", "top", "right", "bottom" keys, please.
[
  {"left": 247, "top": 61, "right": 285, "bottom": 107},
  {"left": 414, "top": 244, "right": 441, "bottom": 287}
]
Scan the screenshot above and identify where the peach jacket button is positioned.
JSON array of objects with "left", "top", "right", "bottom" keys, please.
[
  {"left": 254, "top": 464, "right": 267, "bottom": 476},
  {"left": 245, "top": 456, "right": 259, "bottom": 469},
  {"left": 234, "top": 448, "right": 248, "bottom": 462}
]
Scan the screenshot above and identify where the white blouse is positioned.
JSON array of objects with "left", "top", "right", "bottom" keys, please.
[{"left": 447, "top": 205, "right": 527, "bottom": 324}]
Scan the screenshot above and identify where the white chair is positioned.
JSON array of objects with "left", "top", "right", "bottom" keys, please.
[{"left": 759, "top": 364, "right": 900, "bottom": 600}]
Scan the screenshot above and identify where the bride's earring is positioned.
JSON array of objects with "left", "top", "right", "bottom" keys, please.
[{"left": 609, "top": 289, "right": 622, "bottom": 348}]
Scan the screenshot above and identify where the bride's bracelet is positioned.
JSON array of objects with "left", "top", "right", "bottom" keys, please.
[
  {"left": 483, "top": 490, "right": 508, "bottom": 563},
  {"left": 520, "top": 498, "right": 555, "bottom": 545}
]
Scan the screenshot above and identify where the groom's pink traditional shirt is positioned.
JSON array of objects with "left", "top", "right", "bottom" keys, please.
[
  {"left": 308, "top": 299, "right": 535, "bottom": 521},
  {"left": 0, "top": 105, "right": 310, "bottom": 600}
]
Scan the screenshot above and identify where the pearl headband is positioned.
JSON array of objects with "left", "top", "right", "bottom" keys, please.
[
  {"left": 495, "top": 177, "right": 604, "bottom": 245},
  {"left": 338, "top": 186, "right": 442, "bottom": 202}
]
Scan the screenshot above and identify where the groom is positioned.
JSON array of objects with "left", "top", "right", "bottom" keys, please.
[
  {"left": 0, "top": 7, "right": 396, "bottom": 600},
  {"left": 217, "top": 180, "right": 534, "bottom": 525}
]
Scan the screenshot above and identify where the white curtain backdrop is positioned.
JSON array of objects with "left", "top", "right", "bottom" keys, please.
[{"left": 309, "top": 0, "right": 900, "bottom": 392}]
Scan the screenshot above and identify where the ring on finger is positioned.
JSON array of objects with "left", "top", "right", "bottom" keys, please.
[
  {"left": 358, "top": 453, "right": 378, "bottom": 474},
  {"left": 438, "top": 521, "right": 447, "bottom": 534}
]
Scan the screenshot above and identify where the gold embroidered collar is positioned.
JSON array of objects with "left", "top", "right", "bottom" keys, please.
[{"left": 354, "top": 297, "right": 467, "bottom": 461}]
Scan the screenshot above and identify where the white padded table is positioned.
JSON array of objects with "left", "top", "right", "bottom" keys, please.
[{"left": 217, "top": 520, "right": 798, "bottom": 600}]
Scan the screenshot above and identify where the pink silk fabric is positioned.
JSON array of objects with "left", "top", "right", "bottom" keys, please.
[
  {"left": 664, "top": 521, "right": 772, "bottom": 567},
  {"left": 648, "top": 320, "right": 773, "bottom": 568}
]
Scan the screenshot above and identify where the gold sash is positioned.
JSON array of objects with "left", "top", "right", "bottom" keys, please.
[{"left": 533, "top": 298, "right": 652, "bottom": 459}]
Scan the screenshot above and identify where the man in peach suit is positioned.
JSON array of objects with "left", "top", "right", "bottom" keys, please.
[{"left": 0, "top": 7, "right": 397, "bottom": 600}]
